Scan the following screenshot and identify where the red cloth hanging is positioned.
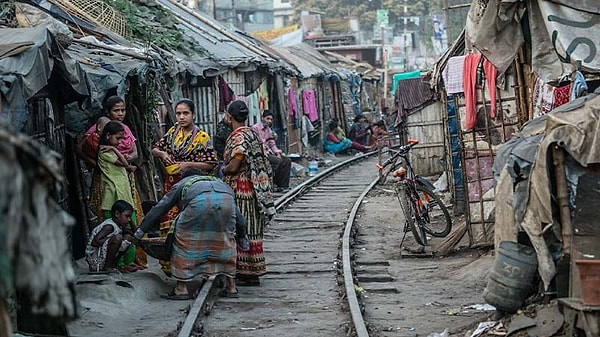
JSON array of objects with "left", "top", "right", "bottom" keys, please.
[
  {"left": 463, "top": 54, "right": 498, "bottom": 130},
  {"left": 463, "top": 54, "right": 482, "bottom": 130}
]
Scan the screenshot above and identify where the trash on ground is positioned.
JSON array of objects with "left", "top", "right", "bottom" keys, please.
[{"left": 465, "top": 303, "right": 496, "bottom": 311}]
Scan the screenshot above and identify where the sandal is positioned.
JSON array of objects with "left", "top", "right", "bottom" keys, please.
[
  {"left": 220, "top": 288, "right": 239, "bottom": 298},
  {"left": 160, "top": 289, "right": 191, "bottom": 301}
]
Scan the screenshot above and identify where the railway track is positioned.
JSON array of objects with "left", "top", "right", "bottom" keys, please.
[
  {"left": 178, "top": 155, "right": 379, "bottom": 337},
  {"left": 67, "top": 150, "right": 490, "bottom": 337}
]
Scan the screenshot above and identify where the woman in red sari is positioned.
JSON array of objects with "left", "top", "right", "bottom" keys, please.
[
  {"left": 151, "top": 98, "right": 217, "bottom": 275},
  {"left": 222, "top": 100, "right": 275, "bottom": 286}
]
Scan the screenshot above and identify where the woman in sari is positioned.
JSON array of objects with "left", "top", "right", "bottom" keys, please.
[
  {"left": 221, "top": 100, "right": 275, "bottom": 286},
  {"left": 86, "top": 95, "right": 147, "bottom": 270},
  {"left": 151, "top": 98, "right": 217, "bottom": 275}
]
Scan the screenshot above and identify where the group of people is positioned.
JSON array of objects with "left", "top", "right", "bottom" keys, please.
[
  {"left": 81, "top": 97, "right": 277, "bottom": 300},
  {"left": 323, "top": 114, "right": 390, "bottom": 155}
]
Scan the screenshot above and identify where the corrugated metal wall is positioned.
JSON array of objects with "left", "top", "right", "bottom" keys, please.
[
  {"left": 405, "top": 102, "right": 446, "bottom": 176},
  {"left": 187, "top": 83, "right": 217, "bottom": 137}
]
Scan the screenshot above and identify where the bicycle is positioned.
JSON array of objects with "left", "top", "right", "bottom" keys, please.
[{"left": 376, "top": 139, "right": 452, "bottom": 246}]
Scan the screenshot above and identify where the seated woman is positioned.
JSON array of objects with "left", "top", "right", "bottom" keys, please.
[
  {"left": 323, "top": 120, "right": 370, "bottom": 154},
  {"left": 348, "top": 114, "right": 370, "bottom": 146},
  {"left": 369, "top": 120, "right": 391, "bottom": 149}
]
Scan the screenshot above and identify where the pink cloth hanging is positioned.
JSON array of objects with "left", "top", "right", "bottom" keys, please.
[
  {"left": 463, "top": 54, "right": 498, "bottom": 130},
  {"left": 302, "top": 89, "right": 318, "bottom": 122},
  {"left": 483, "top": 59, "right": 497, "bottom": 119}
]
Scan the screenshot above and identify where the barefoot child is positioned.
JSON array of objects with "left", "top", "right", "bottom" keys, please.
[
  {"left": 86, "top": 200, "right": 135, "bottom": 272},
  {"left": 96, "top": 121, "right": 139, "bottom": 272}
]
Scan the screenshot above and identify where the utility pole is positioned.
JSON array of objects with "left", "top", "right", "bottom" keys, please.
[
  {"left": 382, "top": 24, "right": 388, "bottom": 105},
  {"left": 403, "top": 0, "right": 408, "bottom": 72}
]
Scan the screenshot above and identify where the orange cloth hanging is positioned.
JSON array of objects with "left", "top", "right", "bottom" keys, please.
[{"left": 463, "top": 54, "right": 498, "bottom": 130}]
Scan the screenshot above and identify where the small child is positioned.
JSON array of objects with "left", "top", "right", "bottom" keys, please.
[
  {"left": 86, "top": 200, "right": 135, "bottom": 272},
  {"left": 97, "top": 121, "right": 139, "bottom": 272},
  {"left": 79, "top": 116, "right": 111, "bottom": 171}
]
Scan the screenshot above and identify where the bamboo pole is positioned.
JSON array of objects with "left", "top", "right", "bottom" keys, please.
[{"left": 553, "top": 145, "right": 572, "bottom": 254}]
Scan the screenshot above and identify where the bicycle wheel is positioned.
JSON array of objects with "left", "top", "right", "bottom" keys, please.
[
  {"left": 396, "top": 185, "right": 427, "bottom": 246},
  {"left": 414, "top": 185, "right": 452, "bottom": 237},
  {"left": 408, "top": 199, "right": 428, "bottom": 246}
]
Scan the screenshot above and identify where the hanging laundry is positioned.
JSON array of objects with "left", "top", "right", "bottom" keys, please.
[
  {"left": 218, "top": 76, "right": 234, "bottom": 112},
  {"left": 554, "top": 84, "right": 571, "bottom": 108},
  {"left": 463, "top": 54, "right": 498, "bottom": 130},
  {"left": 483, "top": 59, "right": 498, "bottom": 118},
  {"left": 442, "top": 55, "right": 467, "bottom": 94},
  {"left": 257, "top": 80, "right": 269, "bottom": 111},
  {"left": 302, "top": 89, "right": 318, "bottom": 122},
  {"left": 288, "top": 87, "right": 300, "bottom": 129},
  {"left": 246, "top": 92, "right": 260, "bottom": 126},
  {"left": 463, "top": 53, "right": 482, "bottom": 130},
  {"left": 532, "top": 76, "right": 555, "bottom": 118},
  {"left": 570, "top": 71, "right": 588, "bottom": 100},
  {"left": 301, "top": 115, "right": 315, "bottom": 147}
]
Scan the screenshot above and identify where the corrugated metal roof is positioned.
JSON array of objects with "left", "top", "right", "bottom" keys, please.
[
  {"left": 154, "top": 0, "right": 287, "bottom": 76},
  {"left": 272, "top": 43, "right": 338, "bottom": 79}
]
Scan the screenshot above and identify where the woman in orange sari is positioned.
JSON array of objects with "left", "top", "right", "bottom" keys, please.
[{"left": 151, "top": 98, "right": 218, "bottom": 275}]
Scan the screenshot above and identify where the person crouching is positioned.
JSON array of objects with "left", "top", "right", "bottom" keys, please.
[
  {"left": 134, "top": 168, "right": 247, "bottom": 299},
  {"left": 86, "top": 200, "right": 135, "bottom": 273}
]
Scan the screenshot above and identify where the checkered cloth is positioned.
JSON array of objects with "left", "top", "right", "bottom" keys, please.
[{"left": 443, "top": 55, "right": 467, "bottom": 94}]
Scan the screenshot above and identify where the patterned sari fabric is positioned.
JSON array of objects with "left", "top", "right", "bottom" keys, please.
[
  {"left": 154, "top": 125, "right": 217, "bottom": 274},
  {"left": 223, "top": 127, "right": 273, "bottom": 277},
  {"left": 171, "top": 190, "right": 237, "bottom": 280},
  {"left": 88, "top": 123, "right": 147, "bottom": 269}
]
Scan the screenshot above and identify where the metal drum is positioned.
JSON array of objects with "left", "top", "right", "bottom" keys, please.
[{"left": 484, "top": 241, "right": 538, "bottom": 313}]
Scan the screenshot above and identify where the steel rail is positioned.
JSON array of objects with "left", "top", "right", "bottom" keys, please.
[
  {"left": 342, "top": 175, "right": 379, "bottom": 337},
  {"left": 176, "top": 151, "right": 379, "bottom": 337}
]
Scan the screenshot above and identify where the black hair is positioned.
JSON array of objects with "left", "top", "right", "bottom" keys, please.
[
  {"left": 103, "top": 96, "right": 125, "bottom": 115},
  {"left": 227, "top": 100, "right": 249, "bottom": 122},
  {"left": 374, "top": 120, "right": 386, "bottom": 128},
  {"left": 181, "top": 168, "right": 206, "bottom": 178},
  {"left": 111, "top": 200, "right": 134, "bottom": 215},
  {"left": 262, "top": 110, "right": 274, "bottom": 118},
  {"left": 328, "top": 120, "right": 338, "bottom": 131},
  {"left": 353, "top": 114, "right": 365, "bottom": 123},
  {"left": 98, "top": 121, "right": 125, "bottom": 146},
  {"left": 175, "top": 98, "right": 195, "bottom": 114}
]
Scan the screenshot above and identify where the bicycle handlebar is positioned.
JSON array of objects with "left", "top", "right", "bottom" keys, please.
[{"left": 376, "top": 139, "right": 420, "bottom": 170}]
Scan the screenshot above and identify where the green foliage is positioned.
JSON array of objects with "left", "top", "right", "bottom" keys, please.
[{"left": 101, "top": 0, "right": 208, "bottom": 56}]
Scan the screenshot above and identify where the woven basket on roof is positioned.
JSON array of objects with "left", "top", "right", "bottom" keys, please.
[{"left": 48, "top": 0, "right": 131, "bottom": 38}]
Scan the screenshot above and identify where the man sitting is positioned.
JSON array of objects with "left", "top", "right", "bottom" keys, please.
[{"left": 252, "top": 110, "right": 292, "bottom": 192}]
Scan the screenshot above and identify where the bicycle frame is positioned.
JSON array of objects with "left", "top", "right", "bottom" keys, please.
[{"left": 376, "top": 140, "right": 452, "bottom": 246}]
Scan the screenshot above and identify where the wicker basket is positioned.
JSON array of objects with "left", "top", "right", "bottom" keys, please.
[
  {"left": 139, "top": 237, "right": 172, "bottom": 261},
  {"left": 47, "top": 0, "right": 131, "bottom": 38}
]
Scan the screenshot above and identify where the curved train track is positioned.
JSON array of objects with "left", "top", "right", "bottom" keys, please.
[{"left": 177, "top": 154, "right": 379, "bottom": 337}]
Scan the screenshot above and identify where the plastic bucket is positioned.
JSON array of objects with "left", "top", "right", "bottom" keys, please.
[
  {"left": 575, "top": 260, "right": 600, "bottom": 306},
  {"left": 484, "top": 241, "right": 538, "bottom": 313}
]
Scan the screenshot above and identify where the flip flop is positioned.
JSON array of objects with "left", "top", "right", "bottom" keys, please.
[
  {"left": 160, "top": 290, "right": 190, "bottom": 301},
  {"left": 220, "top": 288, "right": 239, "bottom": 298}
]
